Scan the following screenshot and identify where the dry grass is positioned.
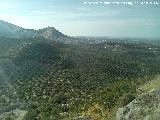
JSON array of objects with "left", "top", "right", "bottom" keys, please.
[{"left": 140, "top": 75, "right": 160, "bottom": 92}]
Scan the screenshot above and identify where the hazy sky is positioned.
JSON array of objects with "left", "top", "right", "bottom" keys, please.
[{"left": 0, "top": 0, "right": 160, "bottom": 39}]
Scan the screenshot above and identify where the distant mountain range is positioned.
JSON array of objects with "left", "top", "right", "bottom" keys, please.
[
  {"left": 1, "top": 20, "right": 158, "bottom": 45},
  {"left": 0, "top": 20, "right": 67, "bottom": 40}
]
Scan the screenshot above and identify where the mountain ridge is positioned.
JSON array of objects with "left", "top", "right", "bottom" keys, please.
[{"left": 0, "top": 20, "right": 67, "bottom": 40}]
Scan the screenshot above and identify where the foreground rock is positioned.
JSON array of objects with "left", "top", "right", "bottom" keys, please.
[
  {"left": 117, "top": 88, "right": 160, "bottom": 120},
  {"left": 0, "top": 109, "right": 27, "bottom": 120}
]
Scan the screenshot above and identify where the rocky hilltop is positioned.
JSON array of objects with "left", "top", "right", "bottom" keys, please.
[
  {"left": 0, "top": 20, "right": 66, "bottom": 40},
  {"left": 117, "top": 76, "right": 160, "bottom": 120}
]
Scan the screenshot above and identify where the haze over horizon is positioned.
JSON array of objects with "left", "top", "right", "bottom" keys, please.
[{"left": 0, "top": 0, "right": 160, "bottom": 39}]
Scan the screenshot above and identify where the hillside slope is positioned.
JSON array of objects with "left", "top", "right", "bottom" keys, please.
[
  {"left": 117, "top": 75, "right": 160, "bottom": 120},
  {"left": 0, "top": 37, "right": 160, "bottom": 120}
]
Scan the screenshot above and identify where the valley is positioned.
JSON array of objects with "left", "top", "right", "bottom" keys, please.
[{"left": 0, "top": 21, "right": 160, "bottom": 120}]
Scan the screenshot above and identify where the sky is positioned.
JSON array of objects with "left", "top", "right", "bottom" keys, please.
[{"left": 0, "top": 0, "right": 160, "bottom": 39}]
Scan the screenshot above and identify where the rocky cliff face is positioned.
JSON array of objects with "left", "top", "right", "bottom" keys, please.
[{"left": 116, "top": 88, "right": 160, "bottom": 120}]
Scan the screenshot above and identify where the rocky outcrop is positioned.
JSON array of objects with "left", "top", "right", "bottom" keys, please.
[
  {"left": 0, "top": 109, "right": 27, "bottom": 120},
  {"left": 117, "top": 89, "right": 160, "bottom": 120},
  {"left": 73, "top": 115, "right": 92, "bottom": 120}
]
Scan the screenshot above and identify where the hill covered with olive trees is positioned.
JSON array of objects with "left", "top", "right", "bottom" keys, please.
[{"left": 0, "top": 21, "right": 160, "bottom": 120}]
